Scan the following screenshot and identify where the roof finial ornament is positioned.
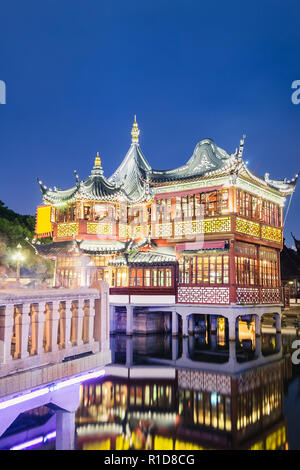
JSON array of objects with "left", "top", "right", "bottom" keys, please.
[
  {"left": 131, "top": 115, "right": 140, "bottom": 144},
  {"left": 94, "top": 151, "right": 102, "bottom": 167},
  {"left": 237, "top": 134, "right": 246, "bottom": 160}
]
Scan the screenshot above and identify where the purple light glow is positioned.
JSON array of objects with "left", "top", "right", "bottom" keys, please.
[{"left": 0, "top": 368, "right": 105, "bottom": 410}]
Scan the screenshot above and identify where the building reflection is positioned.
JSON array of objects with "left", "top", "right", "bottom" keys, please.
[{"left": 75, "top": 332, "right": 288, "bottom": 450}]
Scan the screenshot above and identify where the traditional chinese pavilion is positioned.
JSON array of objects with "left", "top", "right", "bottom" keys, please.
[{"left": 33, "top": 117, "right": 298, "bottom": 337}]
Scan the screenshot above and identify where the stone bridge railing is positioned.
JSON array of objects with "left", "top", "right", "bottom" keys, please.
[{"left": 0, "top": 284, "right": 110, "bottom": 378}]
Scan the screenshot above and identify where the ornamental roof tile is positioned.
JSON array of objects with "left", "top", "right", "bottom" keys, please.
[{"left": 38, "top": 126, "right": 298, "bottom": 206}]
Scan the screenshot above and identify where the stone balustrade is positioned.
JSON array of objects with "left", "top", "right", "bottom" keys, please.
[{"left": 0, "top": 286, "right": 109, "bottom": 378}]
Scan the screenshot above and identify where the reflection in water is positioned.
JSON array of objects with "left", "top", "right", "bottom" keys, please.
[{"left": 75, "top": 331, "right": 289, "bottom": 451}]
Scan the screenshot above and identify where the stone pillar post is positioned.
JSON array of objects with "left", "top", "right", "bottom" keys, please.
[
  {"left": 275, "top": 332, "right": 281, "bottom": 352},
  {"left": 275, "top": 313, "right": 281, "bottom": 333},
  {"left": 172, "top": 336, "right": 178, "bottom": 362},
  {"left": 37, "top": 302, "right": 46, "bottom": 355},
  {"left": 13, "top": 306, "right": 22, "bottom": 359},
  {"left": 188, "top": 315, "right": 195, "bottom": 334},
  {"left": 182, "top": 314, "right": 188, "bottom": 337},
  {"left": 64, "top": 300, "right": 73, "bottom": 351},
  {"left": 49, "top": 301, "right": 60, "bottom": 353},
  {"left": 228, "top": 340, "right": 236, "bottom": 363},
  {"left": 172, "top": 311, "right": 178, "bottom": 336},
  {"left": 211, "top": 330, "right": 217, "bottom": 350},
  {"left": 166, "top": 313, "right": 171, "bottom": 332},
  {"left": 255, "top": 314, "right": 261, "bottom": 337},
  {"left": 95, "top": 281, "right": 110, "bottom": 351},
  {"left": 227, "top": 316, "right": 236, "bottom": 342},
  {"left": 126, "top": 305, "right": 134, "bottom": 336},
  {"left": 56, "top": 410, "right": 76, "bottom": 450},
  {"left": 182, "top": 337, "right": 189, "bottom": 359},
  {"left": 29, "top": 304, "right": 38, "bottom": 355},
  {"left": 255, "top": 335, "right": 261, "bottom": 359},
  {"left": 44, "top": 303, "right": 52, "bottom": 353},
  {"left": 126, "top": 337, "right": 133, "bottom": 367},
  {"left": 109, "top": 304, "right": 115, "bottom": 334},
  {"left": 76, "top": 299, "right": 85, "bottom": 347},
  {"left": 20, "top": 303, "right": 31, "bottom": 359},
  {"left": 210, "top": 315, "right": 218, "bottom": 334},
  {"left": 0, "top": 304, "right": 14, "bottom": 363},
  {"left": 87, "top": 299, "right": 96, "bottom": 345}
]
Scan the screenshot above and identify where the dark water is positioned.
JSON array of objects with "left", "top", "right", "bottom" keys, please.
[
  {"left": 74, "top": 332, "right": 300, "bottom": 451},
  {"left": 3, "top": 331, "right": 300, "bottom": 450}
]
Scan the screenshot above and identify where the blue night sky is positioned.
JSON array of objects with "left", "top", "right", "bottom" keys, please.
[{"left": 0, "top": 0, "right": 299, "bottom": 246}]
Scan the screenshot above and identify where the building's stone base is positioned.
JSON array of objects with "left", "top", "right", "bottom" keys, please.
[{"left": 115, "top": 310, "right": 170, "bottom": 334}]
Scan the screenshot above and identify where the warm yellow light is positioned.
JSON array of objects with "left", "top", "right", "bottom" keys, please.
[{"left": 36, "top": 205, "right": 52, "bottom": 236}]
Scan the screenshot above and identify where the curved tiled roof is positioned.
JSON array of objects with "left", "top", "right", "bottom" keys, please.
[
  {"left": 108, "top": 143, "right": 152, "bottom": 202},
  {"left": 39, "top": 163, "right": 126, "bottom": 204},
  {"left": 38, "top": 130, "right": 298, "bottom": 205},
  {"left": 148, "top": 139, "right": 236, "bottom": 183}
]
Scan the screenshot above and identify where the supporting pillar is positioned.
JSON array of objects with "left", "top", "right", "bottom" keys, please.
[
  {"left": 188, "top": 315, "right": 195, "bottom": 334},
  {"left": 227, "top": 316, "right": 236, "bottom": 342},
  {"left": 125, "top": 337, "right": 133, "bottom": 367},
  {"left": 275, "top": 313, "right": 281, "bottom": 333},
  {"left": 210, "top": 315, "right": 218, "bottom": 334},
  {"left": 126, "top": 305, "right": 134, "bottom": 336},
  {"left": 172, "top": 311, "right": 178, "bottom": 336},
  {"left": 275, "top": 332, "right": 281, "bottom": 352},
  {"left": 255, "top": 314, "right": 261, "bottom": 337},
  {"left": 228, "top": 340, "right": 236, "bottom": 364},
  {"left": 182, "top": 314, "right": 188, "bottom": 337},
  {"left": 210, "top": 330, "right": 217, "bottom": 350},
  {"left": 109, "top": 305, "right": 116, "bottom": 334},
  {"left": 172, "top": 336, "right": 178, "bottom": 362},
  {"left": 166, "top": 312, "right": 171, "bottom": 333},
  {"left": 182, "top": 337, "right": 189, "bottom": 359},
  {"left": 255, "top": 335, "right": 261, "bottom": 359},
  {"left": 56, "top": 409, "right": 76, "bottom": 450}
]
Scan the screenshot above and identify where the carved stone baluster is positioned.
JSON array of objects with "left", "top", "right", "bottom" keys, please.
[
  {"left": 88, "top": 298, "right": 96, "bottom": 346},
  {"left": 44, "top": 303, "right": 52, "bottom": 353},
  {"left": 76, "top": 299, "right": 84, "bottom": 347},
  {"left": 30, "top": 304, "right": 38, "bottom": 355},
  {"left": 37, "top": 302, "right": 46, "bottom": 355},
  {"left": 65, "top": 300, "right": 73, "bottom": 350},
  {"left": 20, "top": 303, "right": 31, "bottom": 360},
  {"left": 13, "top": 305, "right": 22, "bottom": 359},
  {"left": 58, "top": 301, "right": 65, "bottom": 349},
  {"left": 50, "top": 301, "right": 60, "bottom": 353},
  {"left": 70, "top": 301, "right": 78, "bottom": 346}
]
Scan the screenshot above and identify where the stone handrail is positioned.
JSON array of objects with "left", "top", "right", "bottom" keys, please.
[{"left": 0, "top": 287, "right": 108, "bottom": 378}]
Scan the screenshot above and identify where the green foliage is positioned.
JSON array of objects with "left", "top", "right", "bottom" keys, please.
[{"left": 0, "top": 200, "right": 54, "bottom": 279}]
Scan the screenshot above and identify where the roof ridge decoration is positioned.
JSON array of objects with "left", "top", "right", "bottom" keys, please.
[
  {"left": 131, "top": 115, "right": 140, "bottom": 144},
  {"left": 263, "top": 171, "right": 299, "bottom": 194},
  {"left": 149, "top": 138, "right": 236, "bottom": 183},
  {"left": 37, "top": 124, "right": 298, "bottom": 205}
]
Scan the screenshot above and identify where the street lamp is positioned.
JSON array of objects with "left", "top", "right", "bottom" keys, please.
[{"left": 12, "top": 244, "right": 25, "bottom": 282}]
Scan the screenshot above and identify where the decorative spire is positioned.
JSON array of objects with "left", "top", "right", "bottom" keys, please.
[
  {"left": 131, "top": 115, "right": 140, "bottom": 144},
  {"left": 237, "top": 134, "right": 246, "bottom": 160},
  {"left": 94, "top": 151, "right": 102, "bottom": 167}
]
